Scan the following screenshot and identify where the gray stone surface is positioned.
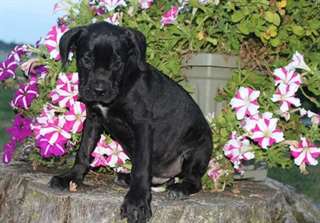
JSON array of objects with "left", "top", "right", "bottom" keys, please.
[{"left": 0, "top": 161, "right": 319, "bottom": 223}]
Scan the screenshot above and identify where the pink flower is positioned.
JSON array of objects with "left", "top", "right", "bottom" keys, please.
[
  {"left": 91, "top": 136, "right": 129, "bottom": 168},
  {"left": 91, "top": 152, "right": 109, "bottom": 167},
  {"left": 290, "top": 137, "right": 320, "bottom": 166},
  {"left": 207, "top": 159, "right": 223, "bottom": 182},
  {"left": 2, "top": 140, "right": 16, "bottom": 164},
  {"left": 104, "top": 141, "right": 129, "bottom": 168},
  {"left": 36, "top": 104, "right": 57, "bottom": 125},
  {"left": 31, "top": 104, "right": 58, "bottom": 140},
  {"left": 64, "top": 102, "right": 87, "bottom": 133},
  {"left": 36, "top": 137, "right": 66, "bottom": 158},
  {"left": 44, "top": 24, "right": 69, "bottom": 60},
  {"left": 0, "top": 56, "right": 18, "bottom": 81},
  {"left": 160, "top": 6, "right": 180, "bottom": 26},
  {"left": 271, "top": 84, "right": 301, "bottom": 113},
  {"left": 90, "top": 135, "right": 110, "bottom": 168},
  {"left": 273, "top": 67, "right": 302, "bottom": 88},
  {"left": 139, "top": 0, "right": 153, "bottom": 9},
  {"left": 11, "top": 81, "right": 39, "bottom": 110},
  {"left": 50, "top": 72, "right": 79, "bottom": 108},
  {"left": 8, "top": 45, "right": 28, "bottom": 63},
  {"left": 223, "top": 132, "right": 255, "bottom": 170},
  {"left": 286, "top": 51, "right": 311, "bottom": 72},
  {"left": 251, "top": 117, "right": 284, "bottom": 149},
  {"left": 103, "top": 0, "right": 127, "bottom": 11},
  {"left": 105, "top": 12, "right": 121, "bottom": 25},
  {"left": 39, "top": 116, "right": 71, "bottom": 145},
  {"left": 230, "top": 87, "right": 260, "bottom": 120},
  {"left": 53, "top": 1, "right": 71, "bottom": 13},
  {"left": 241, "top": 112, "right": 273, "bottom": 133},
  {"left": 6, "top": 114, "right": 33, "bottom": 143}
]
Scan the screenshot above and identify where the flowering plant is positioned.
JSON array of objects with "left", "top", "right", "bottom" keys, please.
[
  {"left": 215, "top": 52, "right": 320, "bottom": 177},
  {"left": 1, "top": 0, "right": 320, "bottom": 191}
]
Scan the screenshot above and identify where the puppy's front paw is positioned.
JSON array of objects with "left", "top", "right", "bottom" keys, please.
[
  {"left": 120, "top": 192, "right": 152, "bottom": 223},
  {"left": 167, "top": 183, "right": 193, "bottom": 200},
  {"left": 49, "top": 174, "right": 82, "bottom": 191}
]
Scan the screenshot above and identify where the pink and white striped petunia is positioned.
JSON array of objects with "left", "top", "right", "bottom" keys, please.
[
  {"left": 251, "top": 117, "right": 284, "bottom": 149},
  {"left": 104, "top": 140, "right": 129, "bottom": 168},
  {"left": 230, "top": 87, "right": 260, "bottom": 120},
  {"left": 11, "top": 81, "right": 39, "bottom": 110},
  {"left": 104, "top": 0, "right": 127, "bottom": 11},
  {"left": 0, "top": 56, "right": 18, "bottom": 81},
  {"left": 39, "top": 116, "right": 71, "bottom": 145},
  {"left": 64, "top": 101, "right": 87, "bottom": 134},
  {"left": 241, "top": 112, "right": 273, "bottom": 133},
  {"left": 44, "top": 24, "right": 69, "bottom": 60},
  {"left": 223, "top": 132, "right": 255, "bottom": 170},
  {"left": 105, "top": 12, "right": 121, "bottom": 25},
  {"left": 286, "top": 51, "right": 311, "bottom": 72},
  {"left": 50, "top": 72, "right": 79, "bottom": 108},
  {"left": 271, "top": 84, "right": 301, "bottom": 113},
  {"left": 290, "top": 137, "right": 320, "bottom": 166},
  {"left": 160, "top": 6, "right": 180, "bottom": 26},
  {"left": 8, "top": 45, "right": 28, "bottom": 64},
  {"left": 90, "top": 135, "right": 110, "bottom": 168},
  {"left": 139, "top": 0, "right": 153, "bottom": 9},
  {"left": 273, "top": 67, "right": 302, "bottom": 88},
  {"left": 31, "top": 104, "right": 58, "bottom": 140}
]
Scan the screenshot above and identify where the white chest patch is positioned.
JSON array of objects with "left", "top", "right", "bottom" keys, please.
[{"left": 95, "top": 104, "right": 109, "bottom": 118}]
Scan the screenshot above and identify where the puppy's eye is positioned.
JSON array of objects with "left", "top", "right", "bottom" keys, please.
[{"left": 81, "top": 55, "right": 93, "bottom": 68}]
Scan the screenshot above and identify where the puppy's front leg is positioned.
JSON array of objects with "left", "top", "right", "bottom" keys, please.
[
  {"left": 120, "top": 123, "right": 153, "bottom": 223},
  {"left": 49, "top": 109, "right": 103, "bottom": 190}
]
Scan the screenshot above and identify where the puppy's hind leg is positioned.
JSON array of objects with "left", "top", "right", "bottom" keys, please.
[
  {"left": 167, "top": 138, "right": 212, "bottom": 200},
  {"left": 49, "top": 110, "right": 103, "bottom": 190}
]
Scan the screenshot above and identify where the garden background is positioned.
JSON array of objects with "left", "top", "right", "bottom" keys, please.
[{"left": 0, "top": 0, "right": 319, "bottom": 206}]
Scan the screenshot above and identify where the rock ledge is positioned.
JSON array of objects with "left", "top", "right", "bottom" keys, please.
[{"left": 0, "top": 162, "right": 319, "bottom": 223}]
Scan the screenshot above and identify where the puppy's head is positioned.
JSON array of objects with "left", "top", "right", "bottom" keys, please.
[{"left": 59, "top": 22, "right": 147, "bottom": 104}]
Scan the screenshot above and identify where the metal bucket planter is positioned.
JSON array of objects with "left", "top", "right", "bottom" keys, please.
[
  {"left": 182, "top": 53, "right": 268, "bottom": 181},
  {"left": 182, "top": 53, "right": 239, "bottom": 115}
]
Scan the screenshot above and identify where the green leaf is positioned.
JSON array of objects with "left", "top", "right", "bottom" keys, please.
[
  {"left": 265, "top": 11, "right": 281, "bottom": 26},
  {"left": 231, "top": 11, "right": 246, "bottom": 23},
  {"left": 238, "top": 21, "right": 250, "bottom": 35},
  {"left": 270, "top": 37, "right": 281, "bottom": 47},
  {"left": 206, "top": 37, "right": 218, "bottom": 45},
  {"left": 292, "top": 25, "right": 305, "bottom": 36}
]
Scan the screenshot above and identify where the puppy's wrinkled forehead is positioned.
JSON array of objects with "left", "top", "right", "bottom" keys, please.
[
  {"left": 78, "top": 28, "right": 129, "bottom": 62},
  {"left": 59, "top": 22, "right": 147, "bottom": 71}
]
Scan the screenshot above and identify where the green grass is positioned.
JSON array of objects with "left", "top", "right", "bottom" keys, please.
[{"left": 268, "top": 165, "right": 320, "bottom": 203}]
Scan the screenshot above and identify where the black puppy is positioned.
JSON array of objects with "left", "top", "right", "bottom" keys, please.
[{"left": 49, "top": 22, "right": 212, "bottom": 223}]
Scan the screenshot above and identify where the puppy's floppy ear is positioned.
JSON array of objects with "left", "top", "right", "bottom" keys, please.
[
  {"left": 125, "top": 28, "right": 147, "bottom": 72},
  {"left": 59, "top": 26, "right": 84, "bottom": 67}
]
